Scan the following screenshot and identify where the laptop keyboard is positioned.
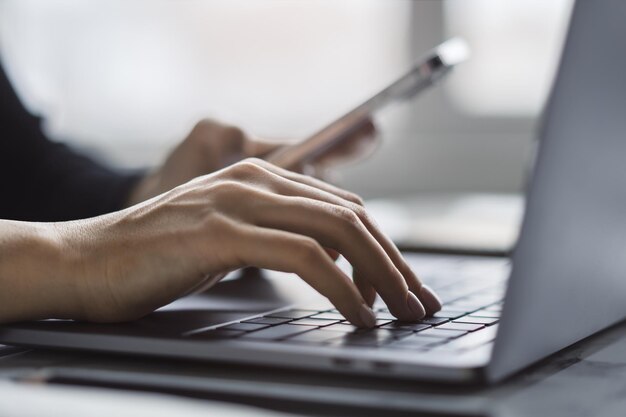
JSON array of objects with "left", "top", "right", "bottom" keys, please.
[{"left": 186, "top": 255, "right": 509, "bottom": 354}]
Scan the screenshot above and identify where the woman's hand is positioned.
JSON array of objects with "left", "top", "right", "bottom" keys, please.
[
  {"left": 55, "top": 159, "right": 441, "bottom": 328},
  {"left": 126, "top": 118, "right": 378, "bottom": 206}
]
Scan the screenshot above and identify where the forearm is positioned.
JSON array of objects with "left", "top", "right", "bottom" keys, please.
[{"left": 0, "top": 220, "right": 82, "bottom": 323}]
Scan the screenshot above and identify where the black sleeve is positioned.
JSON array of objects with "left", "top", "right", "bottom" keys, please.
[{"left": 0, "top": 63, "right": 144, "bottom": 222}]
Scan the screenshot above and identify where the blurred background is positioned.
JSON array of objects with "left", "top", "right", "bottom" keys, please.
[{"left": 0, "top": 0, "right": 573, "bottom": 199}]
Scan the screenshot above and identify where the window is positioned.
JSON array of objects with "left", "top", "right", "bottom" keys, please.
[
  {"left": 0, "top": 0, "right": 412, "bottom": 167},
  {"left": 443, "top": 0, "right": 573, "bottom": 117}
]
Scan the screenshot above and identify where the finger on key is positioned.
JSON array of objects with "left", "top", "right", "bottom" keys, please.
[
  {"left": 255, "top": 172, "right": 441, "bottom": 315},
  {"left": 249, "top": 194, "right": 424, "bottom": 321},
  {"left": 229, "top": 223, "right": 377, "bottom": 328}
]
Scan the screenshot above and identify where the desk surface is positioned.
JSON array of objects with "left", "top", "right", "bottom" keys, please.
[{"left": 1, "top": 317, "right": 626, "bottom": 417}]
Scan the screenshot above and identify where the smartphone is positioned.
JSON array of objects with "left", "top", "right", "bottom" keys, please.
[{"left": 267, "top": 37, "right": 470, "bottom": 169}]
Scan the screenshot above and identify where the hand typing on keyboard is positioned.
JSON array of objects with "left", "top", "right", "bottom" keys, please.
[
  {"left": 190, "top": 261, "right": 505, "bottom": 351},
  {"left": 0, "top": 121, "right": 441, "bottom": 326}
]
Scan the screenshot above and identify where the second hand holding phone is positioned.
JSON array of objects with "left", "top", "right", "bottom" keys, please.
[{"left": 267, "top": 37, "right": 470, "bottom": 170}]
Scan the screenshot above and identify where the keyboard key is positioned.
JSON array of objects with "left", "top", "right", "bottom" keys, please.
[
  {"left": 241, "top": 325, "right": 312, "bottom": 340},
  {"left": 436, "top": 326, "right": 499, "bottom": 351},
  {"left": 443, "top": 302, "right": 484, "bottom": 312},
  {"left": 268, "top": 309, "right": 317, "bottom": 319},
  {"left": 340, "top": 329, "right": 404, "bottom": 347},
  {"left": 436, "top": 322, "right": 484, "bottom": 332},
  {"left": 374, "top": 312, "right": 397, "bottom": 321},
  {"left": 418, "top": 328, "right": 467, "bottom": 339},
  {"left": 454, "top": 316, "right": 499, "bottom": 325},
  {"left": 375, "top": 319, "right": 394, "bottom": 326},
  {"left": 243, "top": 317, "right": 292, "bottom": 326},
  {"left": 387, "top": 335, "right": 443, "bottom": 350},
  {"left": 222, "top": 323, "right": 270, "bottom": 332},
  {"left": 285, "top": 330, "right": 345, "bottom": 344},
  {"left": 378, "top": 328, "right": 412, "bottom": 339},
  {"left": 310, "top": 312, "right": 346, "bottom": 321},
  {"left": 319, "top": 323, "right": 362, "bottom": 333},
  {"left": 417, "top": 317, "right": 449, "bottom": 326},
  {"left": 432, "top": 309, "right": 467, "bottom": 319},
  {"left": 381, "top": 322, "right": 431, "bottom": 332},
  {"left": 469, "top": 310, "right": 501, "bottom": 319},
  {"left": 289, "top": 318, "right": 341, "bottom": 327}
]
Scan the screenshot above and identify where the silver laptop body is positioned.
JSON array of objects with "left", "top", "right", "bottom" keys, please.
[{"left": 1, "top": 0, "right": 625, "bottom": 384}]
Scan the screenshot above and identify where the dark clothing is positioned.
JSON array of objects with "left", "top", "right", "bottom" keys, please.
[{"left": 0, "top": 63, "right": 142, "bottom": 221}]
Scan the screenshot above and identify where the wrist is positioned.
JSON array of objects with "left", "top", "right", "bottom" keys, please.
[
  {"left": 0, "top": 220, "right": 84, "bottom": 323},
  {"left": 124, "top": 171, "right": 161, "bottom": 207}
]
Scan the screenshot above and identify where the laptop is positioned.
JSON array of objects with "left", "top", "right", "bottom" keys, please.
[{"left": 1, "top": 0, "right": 625, "bottom": 384}]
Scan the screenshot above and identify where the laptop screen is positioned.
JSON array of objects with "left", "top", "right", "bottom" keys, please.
[{"left": 489, "top": 0, "right": 626, "bottom": 381}]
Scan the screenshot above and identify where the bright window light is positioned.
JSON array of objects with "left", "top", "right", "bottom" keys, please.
[
  {"left": 443, "top": 0, "right": 574, "bottom": 117},
  {"left": 0, "top": 0, "right": 412, "bottom": 167}
]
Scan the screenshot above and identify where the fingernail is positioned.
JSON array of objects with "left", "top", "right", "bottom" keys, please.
[
  {"left": 359, "top": 304, "right": 377, "bottom": 328},
  {"left": 406, "top": 292, "right": 426, "bottom": 319},
  {"left": 420, "top": 285, "right": 443, "bottom": 313}
]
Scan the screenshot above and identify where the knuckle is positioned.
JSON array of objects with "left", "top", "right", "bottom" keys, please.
[
  {"left": 227, "top": 159, "right": 266, "bottom": 179},
  {"left": 201, "top": 211, "right": 227, "bottom": 232},
  {"left": 334, "top": 207, "right": 362, "bottom": 231},
  {"left": 245, "top": 157, "right": 269, "bottom": 168},
  {"left": 212, "top": 180, "right": 247, "bottom": 197},
  {"left": 350, "top": 203, "right": 372, "bottom": 225},
  {"left": 192, "top": 118, "right": 215, "bottom": 133},
  {"left": 220, "top": 125, "right": 246, "bottom": 143},
  {"left": 294, "top": 237, "right": 324, "bottom": 264},
  {"left": 243, "top": 157, "right": 265, "bottom": 166},
  {"left": 189, "top": 119, "right": 216, "bottom": 140},
  {"left": 346, "top": 192, "right": 365, "bottom": 206},
  {"left": 189, "top": 120, "right": 248, "bottom": 149},
  {"left": 187, "top": 119, "right": 223, "bottom": 149}
]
